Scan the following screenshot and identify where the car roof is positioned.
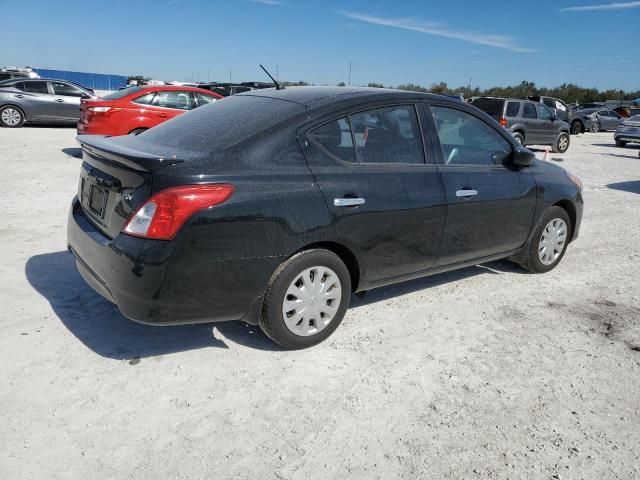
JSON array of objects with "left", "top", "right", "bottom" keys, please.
[{"left": 236, "top": 86, "right": 442, "bottom": 108}]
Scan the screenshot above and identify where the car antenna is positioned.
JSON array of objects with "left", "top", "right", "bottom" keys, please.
[{"left": 260, "top": 64, "right": 283, "bottom": 90}]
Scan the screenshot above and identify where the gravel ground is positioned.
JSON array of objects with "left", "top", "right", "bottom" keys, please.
[{"left": 0, "top": 127, "right": 639, "bottom": 480}]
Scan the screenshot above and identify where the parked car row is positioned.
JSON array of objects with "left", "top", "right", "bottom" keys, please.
[{"left": 0, "top": 78, "right": 221, "bottom": 133}]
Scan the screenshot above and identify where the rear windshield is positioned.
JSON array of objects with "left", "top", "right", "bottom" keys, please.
[
  {"left": 102, "top": 86, "right": 142, "bottom": 100},
  {"left": 137, "top": 95, "right": 305, "bottom": 153},
  {"left": 471, "top": 98, "right": 505, "bottom": 119}
]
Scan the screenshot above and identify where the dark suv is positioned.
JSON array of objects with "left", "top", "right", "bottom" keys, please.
[{"left": 470, "top": 97, "right": 571, "bottom": 153}]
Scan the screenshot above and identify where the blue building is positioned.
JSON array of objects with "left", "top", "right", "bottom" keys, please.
[{"left": 33, "top": 68, "right": 127, "bottom": 91}]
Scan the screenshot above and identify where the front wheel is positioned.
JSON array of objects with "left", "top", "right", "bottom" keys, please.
[
  {"left": 591, "top": 123, "right": 600, "bottom": 133},
  {"left": 571, "top": 121, "right": 582, "bottom": 135},
  {"left": 0, "top": 105, "right": 25, "bottom": 128},
  {"left": 512, "top": 132, "right": 524, "bottom": 145},
  {"left": 553, "top": 132, "right": 570, "bottom": 153},
  {"left": 517, "top": 206, "right": 571, "bottom": 274},
  {"left": 260, "top": 249, "right": 351, "bottom": 349}
]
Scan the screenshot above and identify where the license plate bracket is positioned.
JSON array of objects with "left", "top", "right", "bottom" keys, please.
[{"left": 88, "top": 184, "right": 108, "bottom": 218}]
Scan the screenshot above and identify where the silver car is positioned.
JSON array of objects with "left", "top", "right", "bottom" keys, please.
[
  {"left": 0, "top": 78, "right": 96, "bottom": 128},
  {"left": 575, "top": 108, "right": 622, "bottom": 133},
  {"left": 614, "top": 115, "right": 640, "bottom": 147}
]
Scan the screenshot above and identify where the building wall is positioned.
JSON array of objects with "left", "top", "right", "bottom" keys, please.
[{"left": 33, "top": 68, "right": 127, "bottom": 91}]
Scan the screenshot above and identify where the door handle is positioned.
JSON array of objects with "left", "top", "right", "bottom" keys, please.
[
  {"left": 14, "top": 94, "right": 24, "bottom": 98},
  {"left": 55, "top": 98, "right": 64, "bottom": 102},
  {"left": 456, "top": 189, "right": 478, "bottom": 198},
  {"left": 334, "top": 197, "right": 365, "bottom": 207},
  {"left": 157, "top": 112, "right": 168, "bottom": 118}
]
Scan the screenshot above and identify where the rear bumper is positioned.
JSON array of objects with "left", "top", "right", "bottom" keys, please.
[{"left": 67, "top": 197, "right": 279, "bottom": 325}]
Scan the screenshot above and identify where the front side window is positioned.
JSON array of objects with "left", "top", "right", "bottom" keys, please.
[
  {"left": 523, "top": 103, "right": 537, "bottom": 119},
  {"left": 52, "top": 82, "right": 84, "bottom": 97},
  {"left": 23, "top": 81, "right": 49, "bottom": 94},
  {"left": 308, "top": 117, "right": 356, "bottom": 163},
  {"left": 350, "top": 105, "right": 424, "bottom": 164},
  {"left": 430, "top": 106, "right": 512, "bottom": 166},
  {"left": 536, "top": 104, "right": 553, "bottom": 121},
  {"left": 153, "top": 91, "right": 193, "bottom": 110},
  {"left": 542, "top": 98, "right": 555, "bottom": 108}
]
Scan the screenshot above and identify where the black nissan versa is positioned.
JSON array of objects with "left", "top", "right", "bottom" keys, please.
[{"left": 67, "top": 87, "right": 583, "bottom": 349}]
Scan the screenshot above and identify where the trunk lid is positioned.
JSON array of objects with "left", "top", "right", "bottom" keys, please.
[{"left": 76, "top": 135, "right": 184, "bottom": 239}]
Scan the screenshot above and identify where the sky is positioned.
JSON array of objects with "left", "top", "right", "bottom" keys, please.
[{"left": 1, "top": 0, "right": 639, "bottom": 91}]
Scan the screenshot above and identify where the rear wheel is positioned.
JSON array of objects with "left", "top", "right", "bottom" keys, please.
[
  {"left": 512, "top": 132, "right": 524, "bottom": 145},
  {"left": 0, "top": 105, "right": 25, "bottom": 128},
  {"left": 615, "top": 139, "right": 627, "bottom": 148},
  {"left": 128, "top": 128, "right": 147, "bottom": 135},
  {"left": 570, "top": 121, "right": 582, "bottom": 135},
  {"left": 260, "top": 249, "right": 351, "bottom": 349},
  {"left": 518, "top": 206, "right": 571, "bottom": 273},
  {"left": 591, "top": 123, "right": 600, "bottom": 133},
  {"left": 553, "top": 132, "right": 570, "bottom": 153}
]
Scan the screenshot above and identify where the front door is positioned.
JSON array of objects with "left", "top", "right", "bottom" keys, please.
[
  {"left": 521, "top": 102, "right": 542, "bottom": 144},
  {"left": 426, "top": 103, "right": 537, "bottom": 266},
  {"left": 536, "top": 103, "right": 558, "bottom": 144},
  {"left": 50, "top": 81, "right": 85, "bottom": 122},
  {"left": 302, "top": 104, "right": 447, "bottom": 284}
]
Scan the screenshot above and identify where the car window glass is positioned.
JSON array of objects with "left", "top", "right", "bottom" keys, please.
[
  {"left": 52, "top": 82, "right": 84, "bottom": 97},
  {"left": 308, "top": 117, "right": 356, "bottom": 163},
  {"left": 543, "top": 98, "right": 555, "bottom": 108},
  {"left": 506, "top": 102, "right": 520, "bottom": 117},
  {"left": 23, "top": 81, "right": 49, "bottom": 94},
  {"left": 536, "top": 104, "right": 553, "bottom": 120},
  {"left": 431, "top": 106, "right": 512, "bottom": 166},
  {"left": 523, "top": 103, "right": 537, "bottom": 119},
  {"left": 349, "top": 105, "right": 424, "bottom": 164},
  {"left": 132, "top": 93, "right": 156, "bottom": 105},
  {"left": 608, "top": 111, "right": 618, "bottom": 118},
  {"left": 13, "top": 82, "right": 25, "bottom": 91},
  {"left": 153, "top": 90, "right": 192, "bottom": 110},
  {"left": 0, "top": 73, "right": 11, "bottom": 80},
  {"left": 195, "top": 92, "right": 217, "bottom": 106}
]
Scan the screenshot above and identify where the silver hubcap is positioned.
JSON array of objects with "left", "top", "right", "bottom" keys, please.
[
  {"left": 592, "top": 124, "right": 599, "bottom": 132},
  {"left": 1, "top": 108, "right": 21, "bottom": 126},
  {"left": 538, "top": 218, "right": 568, "bottom": 265},
  {"left": 282, "top": 266, "right": 342, "bottom": 337},
  {"left": 515, "top": 136, "right": 523, "bottom": 145},
  {"left": 558, "top": 136, "right": 568, "bottom": 151}
]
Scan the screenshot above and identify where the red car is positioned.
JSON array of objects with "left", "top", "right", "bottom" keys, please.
[{"left": 77, "top": 85, "right": 222, "bottom": 136}]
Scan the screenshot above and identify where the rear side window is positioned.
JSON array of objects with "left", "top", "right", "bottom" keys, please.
[
  {"left": 308, "top": 117, "right": 356, "bottom": 163},
  {"left": 132, "top": 93, "right": 156, "bottom": 105},
  {"left": 153, "top": 90, "right": 193, "bottom": 110},
  {"left": 195, "top": 92, "right": 217, "bottom": 107},
  {"left": 523, "top": 103, "right": 537, "bottom": 119},
  {"left": 23, "top": 81, "right": 49, "bottom": 94},
  {"left": 506, "top": 102, "right": 520, "bottom": 117},
  {"left": 430, "top": 106, "right": 512, "bottom": 166},
  {"left": 470, "top": 98, "right": 505, "bottom": 120},
  {"left": 350, "top": 105, "right": 424, "bottom": 164}
]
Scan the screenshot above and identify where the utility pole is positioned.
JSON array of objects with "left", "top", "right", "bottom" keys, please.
[
  {"left": 208, "top": 69, "right": 210, "bottom": 82},
  {"left": 229, "top": 67, "right": 231, "bottom": 82},
  {"left": 275, "top": 65, "right": 279, "bottom": 81},
  {"left": 467, "top": 77, "right": 472, "bottom": 100},
  {"left": 347, "top": 61, "right": 352, "bottom": 86}
]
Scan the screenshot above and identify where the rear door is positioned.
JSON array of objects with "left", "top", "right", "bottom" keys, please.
[
  {"left": 147, "top": 90, "right": 193, "bottom": 126},
  {"left": 50, "top": 81, "right": 86, "bottom": 121},
  {"left": 603, "top": 110, "right": 621, "bottom": 130},
  {"left": 426, "top": 103, "right": 536, "bottom": 265},
  {"left": 14, "top": 81, "right": 55, "bottom": 121},
  {"left": 302, "top": 103, "right": 447, "bottom": 283}
]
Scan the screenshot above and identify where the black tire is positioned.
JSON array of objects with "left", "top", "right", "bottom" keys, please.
[
  {"left": 590, "top": 123, "right": 600, "bottom": 133},
  {"left": 570, "top": 121, "right": 582, "bottom": 135},
  {"left": 128, "top": 128, "right": 147, "bottom": 135},
  {"left": 512, "top": 132, "right": 525, "bottom": 145},
  {"left": 0, "top": 105, "right": 26, "bottom": 128},
  {"left": 259, "top": 249, "right": 351, "bottom": 349},
  {"left": 553, "top": 132, "right": 570, "bottom": 153},
  {"left": 518, "top": 206, "right": 572, "bottom": 274},
  {"left": 615, "top": 139, "right": 626, "bottom": 148}
]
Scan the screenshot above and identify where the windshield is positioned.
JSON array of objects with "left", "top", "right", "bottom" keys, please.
[{"left": 626, "top": 115, "right": 640, "bottom": 123}]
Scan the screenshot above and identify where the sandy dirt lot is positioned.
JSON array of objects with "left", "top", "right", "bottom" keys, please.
[{"left": 0, "top": 127, "right": 639, "bottom": 480}]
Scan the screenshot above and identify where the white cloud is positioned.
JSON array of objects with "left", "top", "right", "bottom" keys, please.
[
  {"left": 251, "top": 0, "right": 283, "bottom": 5},
  {"left": 560, "top": 1, "right": 640, "bottom": 11},
  {"left": 340, "top": 11, "right": 534, "bottom": 53}
]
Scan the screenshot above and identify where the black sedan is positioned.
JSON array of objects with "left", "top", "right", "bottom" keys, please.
[{"left": 67, "top": 87, "right": 583, "bottom": 349}]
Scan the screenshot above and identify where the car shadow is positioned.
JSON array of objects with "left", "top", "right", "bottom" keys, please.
[
  {"left": 351, "top": 259, "right": 524, "bottom": 307},
  {"left": 593, "top": 143, "right": 640, "bottom": 150},
  {"left": 607, "top": 181, "right": 640, "bottom": 194},
  {"left": 62, "top": 147, "right": 82, "bottom": 158},
  {"left": 25, "top": 251, "right": 282, "bottom": 360}
]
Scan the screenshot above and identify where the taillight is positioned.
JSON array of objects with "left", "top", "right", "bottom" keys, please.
[
  {"left": 86, "top": 106, "right": 121, "bottom": 115},
  {"left": 499, "top": 117, "right": 508, "bottom": 127},
  {"left": 122, "top": 184, "right": 235, "bottom": 240}
]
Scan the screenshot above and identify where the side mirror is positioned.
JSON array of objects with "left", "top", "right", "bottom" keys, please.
[{"left": 512, "top": 147, "right": 535, "bottom": 167}]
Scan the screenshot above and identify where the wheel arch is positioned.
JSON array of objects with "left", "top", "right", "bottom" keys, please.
[
  {"left": 0, "top": 103, "right": 27, "bottom": 121},
  {"left": 552, "top": 199, "right": 576, "bottom": 240},
  {"left": 293, "top": 241, "right": 362, "bottom": 292}
]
